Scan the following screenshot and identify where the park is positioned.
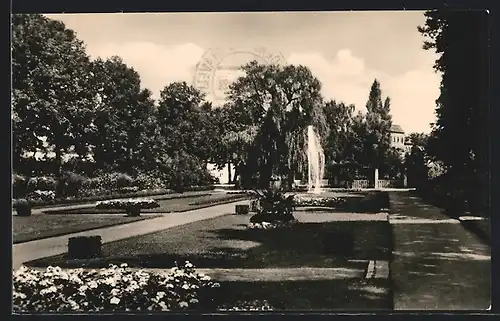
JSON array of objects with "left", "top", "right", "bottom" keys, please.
[{"left": 11, "top": 11, "right": 490, "bottom": 312}]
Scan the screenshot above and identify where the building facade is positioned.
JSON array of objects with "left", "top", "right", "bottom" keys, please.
[{"left": 390, "top": 124, "right": 412, "bottom": 156}]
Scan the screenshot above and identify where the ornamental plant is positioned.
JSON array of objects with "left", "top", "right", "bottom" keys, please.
[
  {"left": 249, "top": 188, "right": 296, "bottom": 225},
  {"left": 13, "top": 261, "right": 220, "bottom": 313},
  {"left": 96, "top": 198, "right": 160, "bottom": 216},
  {"left": 293, "top": 196, "right": 346, "bottom": 207}
]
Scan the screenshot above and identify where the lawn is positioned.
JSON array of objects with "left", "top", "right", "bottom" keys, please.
[
  {"left": 43, "top": 193, "right": 250, "bottom": 215},
  {"left": 13, "top": 214, "right": 161, "bottom": 244},
  {"left": 27, "top": 211, "right": 392, "bottom": 269},
  {"left": 215, "top": 279, "right": 392, "bottom": 310}
]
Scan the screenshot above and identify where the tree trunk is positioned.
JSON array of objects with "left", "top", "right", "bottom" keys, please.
[
  {"left": 287, "top": 167, "right": 295, "bottom": 191},
  {"left": 55, "top": 145, "right": 63, "bottom": 198},
  {"left": 227, "top": 160, "right": 232, "bottom": 184}
]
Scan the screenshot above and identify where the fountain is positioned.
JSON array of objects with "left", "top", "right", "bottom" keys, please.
[{"left": 306, "top": 125, "right": 325, "bottom": 194}]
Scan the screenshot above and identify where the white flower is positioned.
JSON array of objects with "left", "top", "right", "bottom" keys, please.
[
  {"left": 156, "top": 291, "right": 166, "bottom": 299},
  {"left": 179, "top": 301, "right": 188, "bottom": 308},
  {"left": 120, "top": 263, "right": 128, "bottom": 268},
  {"left": 200, "top": 275, "right": 211, "bottom": 281},
  {"left": 110, "top": 297, "right": 120, "bottom": 305},
  {"left": 181, "top": 284, "right": 190, "bottom": 290},
  {"left": 166, "top": 283, "right": 174, "bottom": 289},
  {"left": 159, "top": 301, "right": 169, "bottom": 311},
  {"left": 103, "top": 277, "right": 116, "bottom": 286},
  {"left": 88, "top": 281, "right": 98, "bottom": 289},
  {"left": 189, "top": 298, "right": 199, "bottom": 304},
  {"left": 110, "top": 288, "right": 120, "bottom": 296},
  {"left": 78, "top": 285, "right": 88, "bottom": 292}
]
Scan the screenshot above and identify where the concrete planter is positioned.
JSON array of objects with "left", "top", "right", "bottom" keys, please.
[
  {"left": 235, "top": 204, "right": 250, "bottom": 215},
  {"left": 126, "top": 206, "right": 141, "bottom": 217},
  {"left": 68, "top": 236, "right": 102, "bottom": 259}
]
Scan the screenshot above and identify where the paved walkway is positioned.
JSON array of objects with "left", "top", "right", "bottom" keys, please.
[
  {"left": 12, "top": 200, "right": 249, "bottom": 270},
  {"left": 389, "top": 191, "right": 491, "bottom": 311}
]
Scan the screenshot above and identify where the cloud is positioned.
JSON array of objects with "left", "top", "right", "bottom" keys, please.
[
  {"left": 86, "top": 42, "right": 206, "bottom": 99},
  {"left": 85, "top": 42, "right": 440, "bottom": 134},
  {"left": 287, "top": 49, "right": 441, "bottom": 133}
]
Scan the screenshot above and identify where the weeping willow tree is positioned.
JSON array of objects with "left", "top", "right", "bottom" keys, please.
[{"left": 227, "top": 61, "right": 326, "bottom": 189}]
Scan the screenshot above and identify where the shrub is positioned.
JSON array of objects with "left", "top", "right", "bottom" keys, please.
[
  {"left": 116, "top": 173, "right": 135, "bottom": 189},
  {"left": 135, "top": 173, "right": 164, "bottom": 191},
  {"left": 59, "top": 171, "right": 87, "bottom": 198},
  {"left": 13, "top": 199, "right": 31, "bottom": 217},
  {"left": 161, "top": 153, "right": 217, "bottom": 191},
  {"left": 12, "top": 262, "right": 220, "bottom": 313},
  {"left": 27, "top": 176, "right": 56, "bottom": 193},
  {"left": 26, "top": 190, "right": 56, "bottom": 202},
  {"left": 82, "top": 172, "right": 136, "bottom": 194},
  {"left": 13, "top": 173, "right": 27, "bottom": 198}
]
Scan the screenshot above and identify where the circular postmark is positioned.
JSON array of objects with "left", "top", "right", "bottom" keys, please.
[{"left": 193, "top": 47, "right": 287, "bottom": 103}]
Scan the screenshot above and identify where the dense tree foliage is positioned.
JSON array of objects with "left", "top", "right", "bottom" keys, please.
[
  {"left": 89, "top": 57, "right": 161, "bottom": 174},
  {"left": 418, "top": 9, "right": 489, "bottom": 213},
  {"left": 12, "top": 14, "right": 96, "bottom": 196},
  {"left": 226, "top": 62, "right": 326, "bottom": 188},
  {"left": 12, "top": 13, "right": 409, "bottom": 196}
]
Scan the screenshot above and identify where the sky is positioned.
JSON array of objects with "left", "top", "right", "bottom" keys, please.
[{"left": 45, "top": 11, "right": 441, "bottom": 134}]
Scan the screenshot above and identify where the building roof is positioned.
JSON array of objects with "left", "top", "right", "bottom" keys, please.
[{"left": 390, "top": 124, "right": 405, "bottom": 134}]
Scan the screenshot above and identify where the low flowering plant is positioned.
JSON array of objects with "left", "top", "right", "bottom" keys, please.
[
  {"left": 27, "top": 190, "right": 56, "bottom": 202},
  {"left": 217, "top": 299, "right": 274, "bottom": 311},
  {"left": 13, "top": 261, "right": 220, "bottom": 313},
  {"left": 247, "top": 219, "right": 298, "bottom": 230},
  {"left": 95, "top": 198, "right": 160, "bottom": 210},
  {"left": 293, "top": 196, "right": 346, "bottom": 207}
]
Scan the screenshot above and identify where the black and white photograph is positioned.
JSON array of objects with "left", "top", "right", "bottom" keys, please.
[{"left": 11, "top": 10, "right": 491, "bottom": 312}]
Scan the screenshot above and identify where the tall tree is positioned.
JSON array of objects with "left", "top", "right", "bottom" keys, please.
[
  {"left": 157, "top": 82, "right": 211, "bottom": 162},
  {"left": 12, "top": 14, "right": 95, "bottom": 195},
  {"left": 89, "top": 56, "right": 160, "bottom": 174},
  {"left": 227, "top": 61, "right": 325, "bottom": 188},
  {"left": 364, "top": 80, "right": 393, "bottom": 174},
  {"left": 406, "top": 132, "right": 429, "bottom": 148},
  {"left": 418, "top": 10, "right": 489, "bottom": 212}
]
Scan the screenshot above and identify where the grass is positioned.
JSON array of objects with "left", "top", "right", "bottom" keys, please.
[
  {"left": 44, "top": 193, "right": 249, "bottom": 215},
  {"left": 13, "top": 214, "right": 161, "bottom": 244},
  {"left": 27, "top": 212, "right": 392, "bottom": 269},
  {"left": 215, "top": 279, "right": 392, "bottom": 311}
]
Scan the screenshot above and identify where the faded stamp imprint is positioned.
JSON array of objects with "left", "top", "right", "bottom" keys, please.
[{"left": 193, "top": 47, "right": 286, "bottom": 101}]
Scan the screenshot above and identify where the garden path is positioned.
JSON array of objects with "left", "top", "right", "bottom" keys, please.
[
  {"left": 389, "top": 191, "right": 490, "bottom": 311},
  {"left": 12, "top": 200, "right": 249, "bottom": 270}
]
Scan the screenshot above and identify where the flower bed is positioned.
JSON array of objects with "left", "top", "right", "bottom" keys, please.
[
  {"left": 247, "top": 220, "right": 298, "bottom": 230},
  {"left": 26, "top": 190, "right": 56, "bottom": 202},
  {"left": 95, "top": 199, "right": 160, "bottom": 210},
  {"left": 13, "top": 185, "right": 216, "bottom": 209},
  {"left": 13, "top": 262, "right": 220, "bottom": 313},
  {"left": 293, "top": 196, "right": 346, "bottom": 207}
]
